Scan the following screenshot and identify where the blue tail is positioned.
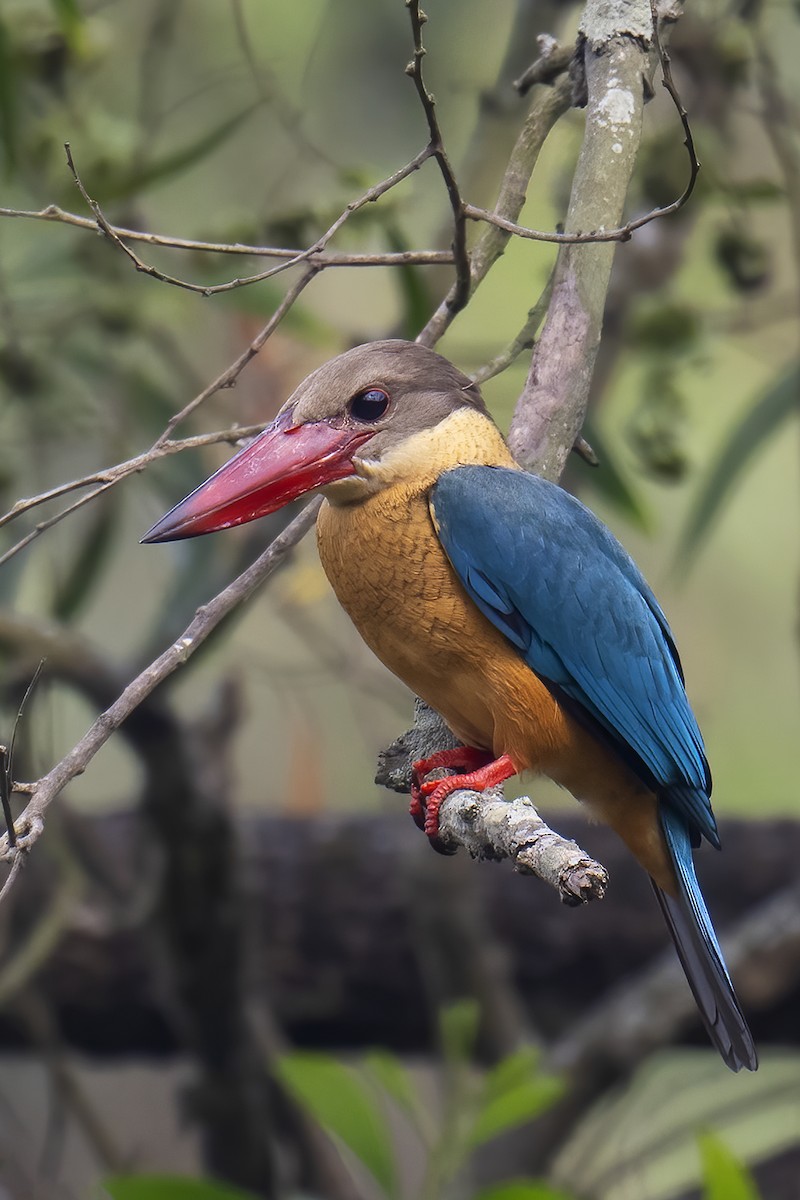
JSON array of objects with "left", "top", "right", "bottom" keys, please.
[{"left": 654, "top": 805, "right": 757, "bottom": 1072}]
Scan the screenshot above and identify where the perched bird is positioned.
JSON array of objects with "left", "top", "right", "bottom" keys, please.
[{"left": 143, "top": 339, "right": 757, "bottom": 1072}]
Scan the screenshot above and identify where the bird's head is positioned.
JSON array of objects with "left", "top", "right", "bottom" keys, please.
[{"left": 142, "top": 340, "right": 490, "bottom": 542}]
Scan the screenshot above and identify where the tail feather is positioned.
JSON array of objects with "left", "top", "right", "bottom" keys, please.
[{"left": 656, "top": 806, "right": 758, "bottom": 1072}]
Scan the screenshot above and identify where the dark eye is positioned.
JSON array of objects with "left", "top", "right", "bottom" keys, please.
[{"left": 349, "top": 388, "right": 390, "bottom": 422}]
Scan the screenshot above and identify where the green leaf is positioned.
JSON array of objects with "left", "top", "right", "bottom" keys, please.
[
  {"left": 102, "top": 1175, "right": 259, "bottom": 1200},
  {"left": 698, "top": 1132, "right": 761, "bottom": 1200},
  {"left": 276, "top": 1052, "right": 396, "bottom": 1196},
  {"left": 679, "top": 363, "right": 800, "bottom": 564},
  {"left": 469, "top": 1076, "right": 564, "bottom": 1148},
  {"left": 439, "top": 998, "right": 480, "bottom": 1064},
  {"left": 365, "top": 1049, "right": 420, "bottom": 1118},
  {"left": 96, "top": 105, "right": 258, "bottom": 202},
  {"left": 484, "top": 1047, "right": 541, "bottom": 1097},
  {"left": 473, "top": 1182, "right": 575, "bottom": 1200}
]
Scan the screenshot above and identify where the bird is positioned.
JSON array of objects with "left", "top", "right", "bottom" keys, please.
[{"left": 143, "top": 338, "right": 757, "bottom": 1072}]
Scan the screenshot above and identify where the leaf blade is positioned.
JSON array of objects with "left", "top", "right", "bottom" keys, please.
[
  {"left": 698, "top": 1131, "right": 762, "bottom": 1200},
  {"left": 103, "top": 1175, "right": 259, "bottom": 1200},
  {"left": 473, "top": 1182, "right": 575, "bottom": 1200},
  {"left": 276, "top": 1052, "right": 396, "bottom": 1197},
  {"left": 679, "top": 363, "right": 800, "bottom": 564}
]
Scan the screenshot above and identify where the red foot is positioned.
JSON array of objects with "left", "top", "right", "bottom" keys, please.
[
  {"left": 412, "top": 751, "right": 518, "bottom": 845},
  {"left": 410, "top": 747, "right": 491, "bottom": 832}
]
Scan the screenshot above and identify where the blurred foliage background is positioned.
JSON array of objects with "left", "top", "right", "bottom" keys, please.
[{"left": 0, "top": 0, "right": 798, "bottom": 1199}]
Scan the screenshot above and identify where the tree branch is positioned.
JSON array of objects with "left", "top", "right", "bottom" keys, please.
[
  {"left": 405, "top": 0, "right": 471, "bottom": 314},
  {"left": 0, "top": 501, "right": 321, "bottom": 870},
  {"left": 437, "top": 790, "right": 609, "bottom": 906},
  {"left": 64, "top": 142, "right": 437, "bottom": 296},
  {"left": 376, "top": 701, "right": 607, "bottom": 905},
  {"left": 0, "top": 203, "right": 453, "bottom": 266},
  {"left": 419, "top": 73, "right": 572, "bottom": 346},
  {"left": 0, "top": 423, "right": 270, "bottom": 532},
  {"left": 508, "top": 0, "right": 656, "bottom": 477}
]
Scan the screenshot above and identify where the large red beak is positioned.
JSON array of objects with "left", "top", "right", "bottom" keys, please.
[{"left": 141, "top": 408, "right": 373, "bottom": 543}]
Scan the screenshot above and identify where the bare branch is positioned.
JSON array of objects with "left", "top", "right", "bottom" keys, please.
[
  {"left": 515, "top": 36, "right": 576, "bottom": 94},
  {"left": 0, "top": 853, "right": 24, "bottom": 907},
  {"left": 0, "top": 423, "right": 271, "bottom": 531},
  {"left": 465, "top": 10, "right": 700, "bottom": 259},
  {"left": 0, "top": 485, "right": 118, "bottom": 571},
  {"left": 419, "top": 74, "right": 572, "bottom": 346},
  {"left": 508, "top": 0, "right": 657, "bottom": 477},
  {"left": 436, "top": 789, "right": 609, "bottom": 906},
  {"left": 376, "top": 702, "right": 607, "bottom": 904},
  {"left": 0, "top": 500, "right": 321, "bottom": 881},
  {"left": 0, "top": 203, "right": 453, "bottom": 266},
  {"left": 469, "top": 268, "right": 555, "bottom": 384},
  {"left": 64, "top": 143, "right": 437, "bottom": 296},
  {"left": 405, "top": 0, "right": 471, "bottom": 313}
]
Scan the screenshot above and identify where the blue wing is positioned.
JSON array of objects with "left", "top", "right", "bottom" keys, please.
[
  {"left": 431, "top": 465, "right": 757, "bottom": 1072},
  {"left": 430, "top": 465, "right": 715, "bottom": 843}
]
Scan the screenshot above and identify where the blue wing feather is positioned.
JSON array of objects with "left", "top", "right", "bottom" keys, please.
[
  {"left": 430, "top": 466, "right": 756, "bottom": 1070},
  {"left": 430, "top": 466, "right": 715, "bottom": 841}
]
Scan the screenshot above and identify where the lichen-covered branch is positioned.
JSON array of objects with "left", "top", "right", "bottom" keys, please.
[
  {"left": 376, "top": 701, "right": 608, "bottom": 905},
  {"left": 508, "top": 0, "right": 654, "bottom": 477},
  {"left": 436, "top": 790, "right": 609, "bottom": 906}
]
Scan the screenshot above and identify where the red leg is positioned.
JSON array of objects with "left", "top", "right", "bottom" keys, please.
[
  {"left": 419, "top": 753, "right": 518, "bottom": 843},
  {"left": 409, "top": 747, "right": 492, "bottom": 832}
]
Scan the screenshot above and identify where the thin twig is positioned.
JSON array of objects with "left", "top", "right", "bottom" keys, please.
[
  {"left": 64, "top": 142, "right": 437, "bottom": 296},
  {"left": 405, "top": 0, "right": 471, "bottom": 314},
  {"left": 419, "top": 74, "right": 572, "bottom": 346},
  {"left": 0, "top": 268, "right": 318, "bottom": 566},
  {"left": 469, "top": 268, "right": 556, "bottom": 384},
  {"left": 0, "top": 748, "right": 12, "bottom": 850},
  {"left": 0, "top": 500, "right": 321, "bottom": 879},
  {"left": 0, "top": 423, "right": 271, "bottom": 531},
  {"left": 0, "top": 483, "right": 119, "bottom": 570},
  {"left": 0, "top": 854, "right": 24, "bottom": 906},
  {"left": 0, "top": 661, "right": 47, "bottom": 846},
  {"left": 0, "top": 204, "right": 453, "bottom": 266},
  {"left": 463, "top": 5, "right": 699, "bottom": 251},
  {"left": 158, "top": 266, "right": 317, "bottom": 437}
]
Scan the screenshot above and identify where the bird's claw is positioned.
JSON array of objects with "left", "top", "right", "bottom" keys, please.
[
  {"left": 410, "top": 746, "right": 493, "bottom": 854},
  {"left": 410, "top": 750, "right": 517, "bottom": 854}
]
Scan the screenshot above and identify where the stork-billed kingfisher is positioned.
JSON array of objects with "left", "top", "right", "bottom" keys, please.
[{"left": 143, "top": 339, "right": 757, "bottom": 1072}]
